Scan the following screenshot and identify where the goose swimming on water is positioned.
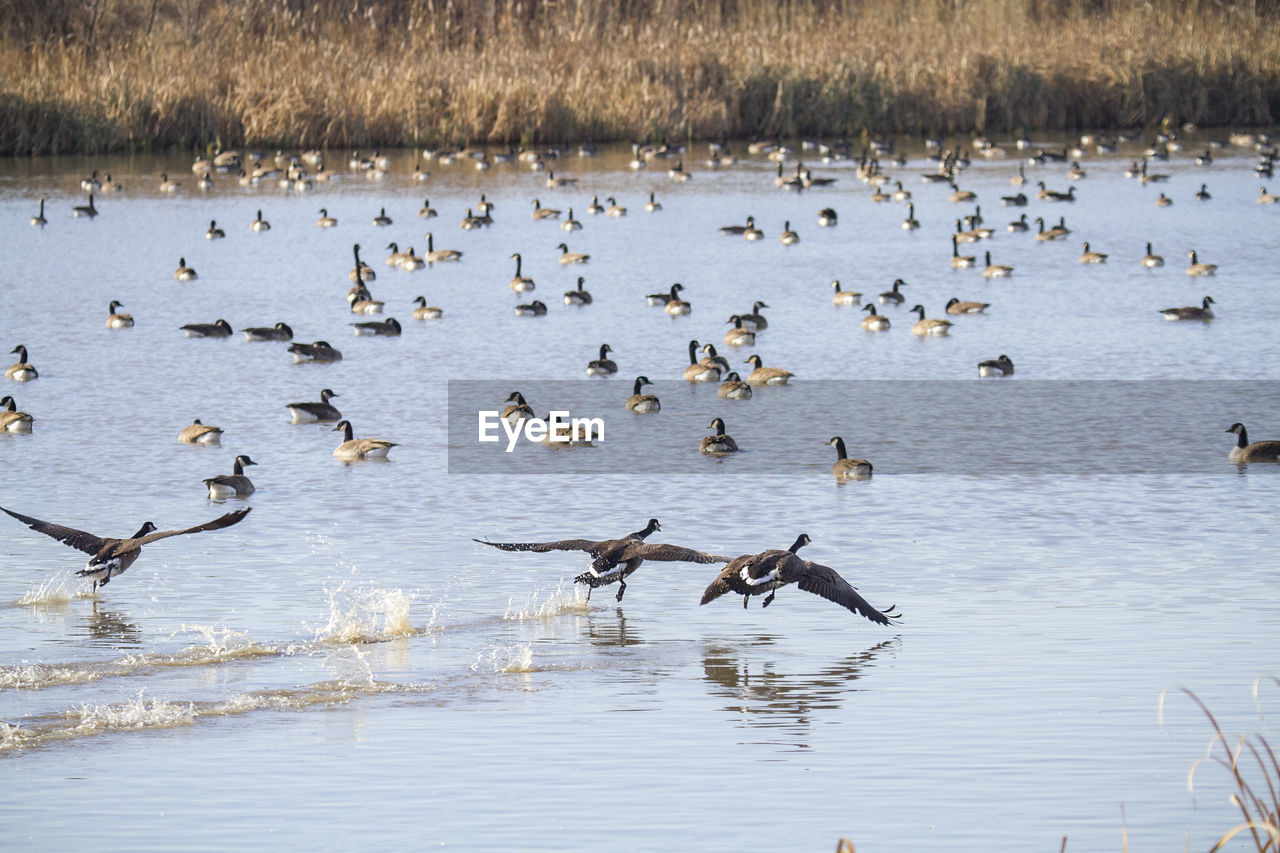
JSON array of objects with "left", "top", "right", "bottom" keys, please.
[
  {"left": 204, "top": 455, "right": 257, "bottom": 499},
  {"left": 286, "top": 389, "right": 342, "bottom": 423},
  {"left": 1225, "top": 423, "right": 1280, "bottom": 462}
]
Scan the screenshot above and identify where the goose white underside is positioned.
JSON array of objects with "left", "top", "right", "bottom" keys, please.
[
  {"left": 2, "top": 416, "right": 33, "bottom": 433},
  {"left": 9, "top": 369, "right": 37, "bottom": 381}
]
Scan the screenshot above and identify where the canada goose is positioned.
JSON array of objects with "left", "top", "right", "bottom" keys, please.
[
  {"left": 817, "top": 207, "right": 838, "bottom": 226},
  {"left": 501, "top": 392, "right": 534, "bottom": 426},
  {"left": 174, "top": 257, "right": 197, "bottom": 280},
  {"left": 744, "top": 354, "right": 793, "bottom": 385},
  {"left": 586, "top": 344, "right": 617, "bottom": 375},
  {"left": 0, "top": 505, "right": 251, "bottom": 592},
  {"left": 700, "top": 533, "right": 900, "bottom": 622},
  {"left": 901, "top": 203, "right": 920, "bottom": 230},
  {"left": 561, "top": 208, "right": 582, "bottom": 231},
  {"left": 347, "top": 288, "right": 384, "bottom": 314},
  {"left": 1141, "top": 242, "right": 1165, "bottom": 268},
  {"left": 472, "top": 518, "right": 727, "bottom": 602},
  {"left": 1011, "top": 165, "right": 1026, "bottom": 185},
  {"left": 779, "top": 221, "right": 800, "bottom": 245},
  {"left": 6, "top": 345, "right": 37, "bottom": 382},
  {"left": 103, "top": 300, "right": 134, "bottom": 329},
  {"left": 385, "top": 242, "right": 407, "bottom": 266},
  {"left": 743, "top": 218, "right": 764, "bottom": 241},
  {"left": 1139, "top": 159, "right": 1170, "bottom": 183},
  {"left": 827, "top": 436, "right": 872, "bottom": 479},
  {"left": 317, "top": 208, "right": 338, "bottom": 228},
  {"left": 870, "top": 185, "right": 890, "bottom": 203},
  {"left": 1195, "top": 184, "right": 1212, "bottom": 201},
  {"left": 178, "top": 418, "right": 223, "bottom": 445},
  {"left": 739, "top": 301, "right": 769, "bottom": 330},
  {"left": 204, "top": 455, "right": 257, "bottom": 499},
  {"left": 73, "top": 194, "right": 98, "bottom": 218},
  {"left": 399, "top": 247, "right": 426, "bottom": 271},
  {"left": 1067, "top": 161, "right": 1087, "bottom": 180},
  {"left": 717, "top": 372, "right": 753, "bottom": 399},
  {"left": 950, "top": 235, "right": 976, "bottom": 268},
  {"left": 978, "top": 354, "right": 1015, "bottom": 377},
  {"left": 579, "top": 194, "right": 602, "bottom": 216},
  {"left": 81, "top": 169, "right": 102, "bottom": 191},
  {"left": 830, "top": 281, "right": 860, "bottom": 306},
  {"left": 563, "top": 277, "right": 592, "bottom": 306},
  {"left": 288, "top": 340, "right": 343, "bottom": 362},
  {"left": 250, "top": 209, "right": 270, "bottom": 231},
  {"left": 1034, "top": 217, "right": 1069, "bottom": 241},
  {"left": 204, "top": 219, "right": 225, "bottom": 240},
  {"left": 372, "top": 207, "right": 392, "bottom": 226},
  {"left": 683, "top": 339, "right": 721, "bottom": 382},
  {"left": 700, "top": 418, "right": 740, "bottom": 454},
  {"left": 158, "top": 172, "right": 181, "bottom": 192},
  {"left": 418, "top": 198, "right": 438, "bottom": 219},
  {"left": 351, "top": 317, "right": 402, "bottom": 336},
  {"left": 723, "top": 315, "right": 757, "bottom": 346},
  {"left": 1080, "top": 242, "right": 1108, "bottom": 264},
  {"left": 892, "top": 181, "right": 911, "bottom": 202},
  {"left": 332, "top": 420, "right": 397, "bottom": 460},
  {"left": 509, "top": 253, "right": 535, "bottom": 293},
  {"left": 425, "top": 233, "right": 462, "bottom": 264},
  {"left": 1259, "top": 187, "right": 1279, "bottom": 204},
  {"left": 196, "top": 171, "right": 213, "bottom": 190},
  {"left": 644, "top": 192, "right": 662, "bottom": 212},
  {"left": 664, "top": 283, "right": 691, "bottom": 315},
  {"left": 180, "top": 319, "right": 233, "bottom": 338},
  {"left": 946, "top": 297, "right": 989, "bottom": 315},
  {"left": 1160, "top": 296, "right": 1215, "bottom": 321},
  {"left": 948, "top": 182, "right": 977, "bottom": 203},
  {"left": 556, "top": 243, "right": 589, "bottom": 264},
  {"left": 235, "top": 321, "right": 291, "bottom": 342},
  {"left": 460, "top": 208, "right": 485, "bottom": 230},
  {"left": 668, "top": 159, "right": 691, "bottom": 181},
  {"left": 1001, "top": 191, "right": 1028, "bottom": 207},
  {"left": 982, "top": 252, "right": 1014, "bottom": 278},
  {"left": 861, "top": 303, "right": 891, "bottom": 331},
  {"left": 879, "top": 279, "right": 906, "bottom": 305},
  {"left": 286, "top": 389, "right": 342, "bottom": 423},
  {"left": 0, "top": 393, "right": 33, "bottom": 433},
  {"left": 953, "top": 218, "right": 981, "bottom": 243},
  {"left": 719, "top": 215, "right": 754, "bottom": 236},
  {"left": 1154, "top": 192, "right": 1173, "bottom": 207},
  {"left": 626, "top": 376, "right": 660, "bottom": 413},
  {"left": 1186, "top": 250, "right": 1218, "bottom": 276},
  {"left": 30, "top": 198, "right": 47, "bottom": 226},
  {"left": 909, "top": 304, "right": 953, "bottom": 336},
  {"left": 602, "top": 196, "right": 627, "bottom": 217},
  {"left": 514, "top": 300, "right": 548, "bottom": 317},
  {"left": 1225, "top": 423, "right": 1280, "bottom": 462},
  {"left": 531, "top": 199, "right": 560, "bottom": 220},
  {"left": 545, "top": 170, "right": 577, "bottom": 188},
  {"left": 414, "top": 163, "right": 432, "bottom": 181},
  {"left": 412, "top": 295, "right": 443, "bottom": 319},
  {"left": 1007, "top": 213, "right": 1029, "bottom": 232}
]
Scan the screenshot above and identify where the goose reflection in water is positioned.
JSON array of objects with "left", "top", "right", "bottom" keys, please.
[
  {"left": 585, "top": 608, "right": 644, "bottom": 648},
  {"left": 82, "top": 602, "right": 144, "bottom": 648},
  {"left": 702, "top": 638, "right": 897, "bottom": 744}
]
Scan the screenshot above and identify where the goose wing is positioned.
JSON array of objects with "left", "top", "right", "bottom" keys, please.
[
  {"left": 1, "top": 506, "right": 109, "bottom": 555},
  {"left": 131, "top": 508, "right": 252, "bottom": 547},
  {"left": 795, "top": 562, "right": 899, "bottom": 625},
  {"left": 473, "top": 536, "right": 605, "bottom": 554},
  {"left": 622, "top": 542, "right": 730, "bottom": 564}
]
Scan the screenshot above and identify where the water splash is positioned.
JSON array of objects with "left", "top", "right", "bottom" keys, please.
[
  {"left": 503, "top": 580, "right": 589, "bottom": 621},
  {"left": 73, "top": 690, "right": 196, "bottom": 735},
  {"left": 15, "top": 572, "right": 89, "bottom": 606},
  {"left": 472, "top": 644, "right": 535, "bottom": 674},
  {"left": 307, "top": 583, "right": 415, "bottom": 644}
]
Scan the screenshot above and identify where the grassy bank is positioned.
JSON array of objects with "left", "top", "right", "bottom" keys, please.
[{"left": 2, "top": 0, "right": 1278, "bottom": 155}]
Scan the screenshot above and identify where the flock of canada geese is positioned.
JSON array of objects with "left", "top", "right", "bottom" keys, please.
[{"left": 5, "top": 132, "right": 1280, "bottom": 617}]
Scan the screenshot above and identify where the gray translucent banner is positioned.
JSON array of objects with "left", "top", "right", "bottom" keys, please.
[{"left": 447, "top": 380, "right": 1280, "bottom": 475}]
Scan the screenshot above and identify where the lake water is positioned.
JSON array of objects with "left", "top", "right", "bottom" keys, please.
[{"left": 1, "top": 137, "right": 1278, "bottom": 851}]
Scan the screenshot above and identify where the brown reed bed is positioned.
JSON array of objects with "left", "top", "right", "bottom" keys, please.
[{"left": 1, "top": 0, "right": 1278, "bottom": 155}]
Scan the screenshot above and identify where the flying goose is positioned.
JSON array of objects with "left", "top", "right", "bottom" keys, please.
[
  {"left": 174, "top": 257, "right": 198, "bottom": 281},
  {"left": 30, "top": 198, "right": 47, "bottom": 226},
  {"left": 286, "top": 389, "right": 342, "bottom": 423},
  {"left": 351, "top": 317, "right": 402, "bottom": 336},
  {"left": 827, "top": 436, "right": 872, "bottom": 479},
  {"left": 509, "top": 253, "right": 536, "bottom": 293},
  {"left": 514, "top": 300, "right": 548, "bottom": 317},
  {"left": 473, "top": 518, "right": 727, "bottom": 601},
  {"left": 0, "top": 505, "right": 251, "bottom": 592},
  {"left": 412, "top": 295, "right": 443, "bottom": 319},
  {"left": 644, "top": 192, "right": 662, "bottom": 212},
  {"left": 700, "top": 533, "right": 900, "bottom": 624},
  {"left": 207, "top": 218, "right": 227, "bottom": 238},
  {"left": 739, "top": 301, "right": 769, "bottom": 331},
  {"left": 561, "top": 208, "right": 583, "bottom": 231},
  {"left": 1141, "top": 242, "right": 1165, "bottom": 268},
  {"left": 605, "top": 196, "right": 627, "bottom": 217},
  {"left": 683, "top": 339, "right": 722, "bottom": 382},
  {"left": 700, "top": 418, "right": 740, "bottom": 454},
  {"left": 73, "top": 194, "right": 98, "bottom": 218},
  {"left": 418, "top": 198, "right": 438, "bottom": 219},
  {"left": 241, "top": 320, "right": 293, "bottom": 340},
  {"left": 982, "top": 252, "right": 1013, "bottom": 278},
  {"left": 372, "top": 207, "right": 393, "bottom": 226},
  {"left": 204, "top": 455, "right": 257, "bottom": 499},
  {"left": 945, "top": 297, "right": 989, "bottom": 315},
  {"left": 1186, "top": 250, "right": 1218, "bottom": 276},
  {"left": 1225, "top": 423, "right": 1280, "bottom": 462},
  {"left": 425, "top": 233, "right": 462, "bottom": 263},
  {"left": 744, "top": 354, "right": 793, "bottom": 385},
  {"left": 0, "top": 396, "right": 34, "bottom": 433},
  {"left": 586, "top": 344, "right": 618, "bottom": 375},
  {"left": 817, "top": 207, "right": 838, "bottom": 227},
  {"left": 879, "top": 279, "right": 906, "bottom": 305},
  {"left": 180, "top": 319, "right": 233, "bottom": 338},
  {"left": 950, "top": 235, "right": 976, "bottom": 268},
  {"left": 531, "top": 199, "right": 561, "bottom": 220},
  {"left": 831, "top": 281, "right": 860, "bottom": 306},
  {"left": 317, "top": 208, "right": 338, "bottom": 228},
  {"left": 664, "top": 283, "right": 691, "bottom": 315},
  {"left": 250, "top": 209, "right": 270, "bottom": 231},
  {"left": 1160, "top": 296, "right": 1215, "bottom": 321},
  {"left": 626, "top": 376, "right": 660, "bottom": 413},
  {"left": 724, "top": 315, "right": 756, "bottom": 346},
  {"left": 717, "top": 372, "right": 752, "bottom": 399},
  {"left": 779, "top": 221, "right": 800, "bottom": 245},
  {"left": 556, "top": 243, "right": 589, "bottom": 264},
  {"left": 349, "top": 244, "right": 375, "bottom": 282},
  {"left": 179, "top": 418, "right": 223, "bottom": 445},
  {"left": 860, "top": 303, "right": 890, "bottom": 331},
  {"left": 288, "top": 340, "right": 343, "bottom": 362},
  {"left": 978, "top": 354, "right": 1015, "bottom": 377},
  {"left": 909, "top": 305, "right": 953, "bottom": 336},
  {"left": 106, "top": 300, "right": 134, "bottom": 329},
  {"left": 563, "top": 277, "right": 592, "bottom": 306},
  {"left": 332, "top": 420, "right": 396, "bottom": 460}
]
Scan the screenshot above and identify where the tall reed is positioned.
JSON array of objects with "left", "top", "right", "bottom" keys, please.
[{"left": 1, "top": 0, "right": 1277, "bottom": 154}]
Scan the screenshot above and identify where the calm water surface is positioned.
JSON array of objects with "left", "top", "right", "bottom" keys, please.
[{"left": 1, "top": 138, "right": 1277, "bottom": 851}]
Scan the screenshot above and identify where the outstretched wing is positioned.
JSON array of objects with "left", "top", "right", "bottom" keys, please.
[
  {"left": 473, "top": 537, "right": 601, "bottom": 555},
  {"left": 626, "top": 543, "right": 731, "bottom": 564},
  {"left": 1, "top": 506, "right": 108, "bottom": 555},
  {"left": 797, "top": 562, "right": 900, "bottom": 626},
  {"left": 132, "top": 508, "right": 252, "bottom": 546},
  {"left": 699, "top": 556, "right": 752, "bottom": 604}
]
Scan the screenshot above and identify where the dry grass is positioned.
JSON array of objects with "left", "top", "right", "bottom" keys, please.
[{"left": 1, "top": 0, "right": 1278, "bottom": 155}]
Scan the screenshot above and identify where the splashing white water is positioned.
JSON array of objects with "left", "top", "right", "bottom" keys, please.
[
  {"left": 73, "top": 690, "right": 195, "bottom": 734},
  {"left": 307, "top": 584, "right": 414, "bottom": 644},
  {"left": 504, "top": 580, "right": 589, "bottom": 621},
  {"left": 472, "top": 644, "right": 535, "bottom": 674},
  {"left": 16, "top": 572, "right": 89, "bottom": 606}
]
